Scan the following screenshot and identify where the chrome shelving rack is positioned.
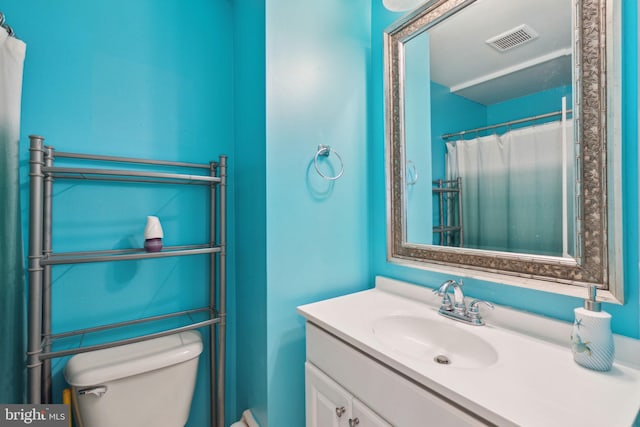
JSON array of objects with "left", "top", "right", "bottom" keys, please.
[
  {"left": 26, "top": 135, "right": 227, "bottom": 427},
  {"left": 432, "top": 178, "right": 463, "bottom": 247}
]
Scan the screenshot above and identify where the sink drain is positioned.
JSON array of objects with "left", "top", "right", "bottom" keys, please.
[{"left": 434, "top": 355, "right": 450, "bottom": 365}]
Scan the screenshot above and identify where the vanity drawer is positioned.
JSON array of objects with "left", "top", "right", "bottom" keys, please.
[{"left": 306, "top": 322, "right": 494, "bottom": 427}]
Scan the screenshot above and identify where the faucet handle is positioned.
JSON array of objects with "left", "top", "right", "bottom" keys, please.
[
  {"left": 469, "top": 299, "right": 494, "bottom": 312},
  {"left": 468, "top": 300, "right": 494, "bottom": 325},
  {"left": 432, "top": 288, "right": 453, "bottom": 311}
]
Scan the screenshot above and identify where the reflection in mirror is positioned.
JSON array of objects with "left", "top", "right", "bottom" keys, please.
[
  {"left": 403, "top": 0, "right": 575, "bottom": 257},
  {"left": 385, "top": 0, "right": 623, "bottom": 300}
]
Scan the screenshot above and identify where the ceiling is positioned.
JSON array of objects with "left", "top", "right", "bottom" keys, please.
[{"left": 426, "top": 0, "right": 573, "bottom": 105}]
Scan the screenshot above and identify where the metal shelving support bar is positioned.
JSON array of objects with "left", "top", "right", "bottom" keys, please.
[
  {"left": 216, "top": 155, "right": 227, "bottom": 427},
  {"left": 41, "top": 146, "right": 54, "bottom": 403},
  {"left": 431, "top": 179, "right": 461, "bottom": 185},
  {"left": 27, "top": 136, "right": 45, "bottom": 404},
  {"left": 46, "top": 175, "right": 212, "bottom": 186},
  {"left": 433, "top": 225, "right": 463, "bottom": 232},
  {"left": 43, "top": 166, "right": 221, "bottom": 184},
  {"left": 44, "top": 243, "right": 212, "bottom": 259},
  {"left": 54, "top": 151, "right": 213, "bottom": 169},
  {"left": 432, "top": 187, "right": 461, "bottom": 193},
  {"left": 39, "top": 317, "right": 221, "bottom": 360},
  {"left": 56, "top": 243, "right": 211, "bottom": 256},
  {"left": 42, "top": 246, "right": 221, "bottom": 266},
  {"left": 46, "top": 307, "right": 215, "bottom": 341},
  {"left": 209, "top": 160, "right": 218, "bottom": 427}
]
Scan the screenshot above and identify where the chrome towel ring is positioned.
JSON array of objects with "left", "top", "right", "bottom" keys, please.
[
  {"left": 0, "top": 12, "right": 15, "bottom": 37},
  {"left": 314, "top": 144, "right": 344, "bottom": 181},
  {"left": 406, "top": 160, "right": 418, "bottom": 185}
]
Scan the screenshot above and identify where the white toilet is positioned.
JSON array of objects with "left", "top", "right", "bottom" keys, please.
[{"left": 64, "top": 331, "right": 203, "bottom": 427}]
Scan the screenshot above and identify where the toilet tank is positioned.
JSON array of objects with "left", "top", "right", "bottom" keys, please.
[{"left": 64, "top": 331, "right": 203, "bottom": 427}]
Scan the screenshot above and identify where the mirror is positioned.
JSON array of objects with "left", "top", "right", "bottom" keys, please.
[{"left": 385, "top": 0, "right": 623, "bottom": 301}]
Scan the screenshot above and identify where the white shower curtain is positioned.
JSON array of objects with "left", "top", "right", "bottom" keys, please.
[
  {"left": 446, "top": 119, "right": 574, "bottom": 256},
  {"left": 0, "top": 27, "right": 27, "bottom": 403}
]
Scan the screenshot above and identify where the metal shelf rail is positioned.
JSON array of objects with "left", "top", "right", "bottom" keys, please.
[
  {"left": 432, "top": 178, "right": 463, "bottom": 247},
  {"left": 26, "top": 135, "right": 227, "bottom": 427}
]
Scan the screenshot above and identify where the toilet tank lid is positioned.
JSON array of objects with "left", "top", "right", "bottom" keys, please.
[{"left": 63, "top": 331, "right": 203, "bottom": 387}]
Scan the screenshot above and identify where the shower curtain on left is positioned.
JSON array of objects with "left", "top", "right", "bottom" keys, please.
[{"left": 0, "top": 27, "right": 27, "bottom": 403}]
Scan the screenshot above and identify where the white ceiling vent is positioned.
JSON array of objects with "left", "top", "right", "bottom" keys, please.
[{"left": 486, "top": 25, "right": 539, "bottom": 52}]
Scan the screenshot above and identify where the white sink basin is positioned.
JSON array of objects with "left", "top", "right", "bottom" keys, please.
[{"left": 372, "top": 314, "right": 498, "bottom": 369}]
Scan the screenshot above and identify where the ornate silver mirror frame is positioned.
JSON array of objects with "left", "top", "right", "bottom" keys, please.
[{"left": 385, "top": 0, "right": 623, "bottom": 302}]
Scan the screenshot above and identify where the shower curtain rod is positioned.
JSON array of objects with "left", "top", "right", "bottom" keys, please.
[
  {"left": 0, "top": 12, "right": 15, "bottom": 37},
  {"left": 442, "top": 109, "right": 573, "bottom": 140}
]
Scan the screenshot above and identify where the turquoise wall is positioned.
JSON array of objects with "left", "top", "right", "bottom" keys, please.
[
  {"left": 264, "top": 0, "right": 371, "bottom": 425},
  {"left": 232, "top": 1, "right": 372, "bottom": 425},
  {"left": 405, "top": 31, "right": 433, "bottom": 244},
  {"left": 372, "top": 0, "right": 640, "bottom": 338},
  {"left": 5, "top": 1, "right": 236, "bottom": 425},
  {"left": 487, "top": 85, "right": 573, "bottom": 125},
  {"left": 4, "top": 0, "right": 638, "bottom": 426},
  {"left": 429, "top": 82, "right": 486, "bottom": 180},
  {"left": 233, "top": 0, "right": 268, "bottom": 424}
]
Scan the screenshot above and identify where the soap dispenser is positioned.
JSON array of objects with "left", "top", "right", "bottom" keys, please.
[{"left": 571, "top": 286, "right": 614, "bottom": 371}]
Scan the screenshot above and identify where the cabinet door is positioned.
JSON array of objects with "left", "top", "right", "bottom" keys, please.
[
  {"left": 306, "top": 362, "right": 352, "bottom": 427},
  {"left": 351, "top": 399, "right": 392, "bottom": 427}
]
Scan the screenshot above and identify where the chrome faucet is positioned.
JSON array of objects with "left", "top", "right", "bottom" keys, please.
[
  {"left": 435, "top": 279, "right": 466, "bottom": 314},
  {"left": 432, "top": 279, "right": 494, "bottom": 325}
]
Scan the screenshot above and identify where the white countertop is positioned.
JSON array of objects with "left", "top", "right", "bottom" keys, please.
[{"left": 297, "top": 277, "right": 640, "bottom": 427}]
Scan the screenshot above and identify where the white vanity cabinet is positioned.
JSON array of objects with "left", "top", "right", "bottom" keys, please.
[
  {"left": 306, "top": 362, "right": 391, "bottom": 427},
  {"left": 299, "top": 280, "right": 640, "bottom": 427},
  {"left": 304, "top": 323, "right": 489, "bottom": 427}
]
